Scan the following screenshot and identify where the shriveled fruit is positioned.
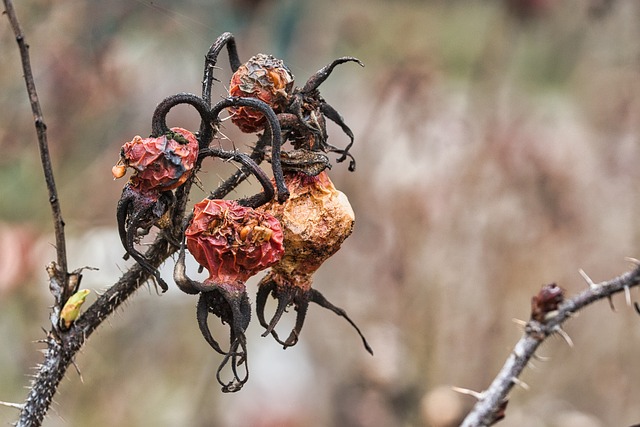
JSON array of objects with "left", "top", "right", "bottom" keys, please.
[
  {"left": 113, "top": 127, "right": 199, "bottom": 292},
  {"left": 185, "top": 198, "right": 285, "bottom": 290},
  {"left": 256, "top": 171, "right": 372, "bottom": 354},
  {"left": 113, "top": 127, "right": 199, "bottom": 192},
  {"left": 228, "top": 54, "right": 294, "bottom": 133},
  {"left": 175, "top": 198, "right": 284, "bottom": 392}
]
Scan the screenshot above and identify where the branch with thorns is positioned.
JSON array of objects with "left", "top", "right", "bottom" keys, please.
[{"left": 459, "top": 260, "right": 640, "bottom": 426}]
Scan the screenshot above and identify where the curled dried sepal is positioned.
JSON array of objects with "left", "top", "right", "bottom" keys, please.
[
  {"left": 255, "top": 171, "right": 372, "bottom": 354},
  {"left": 197, "top": 289, "right": 251, "bottom": 392},
  {"left": 228, "top": 54, "right": 294, "bottom": 133},
  {"left": 531, "top": 283, "right": 565, "bottom": 322},
  {"left": 256, "top": 275, "right": 372, "bottom": 354},
  {"left": 174, "top": 198, "right": 284, "bottom": 392}
]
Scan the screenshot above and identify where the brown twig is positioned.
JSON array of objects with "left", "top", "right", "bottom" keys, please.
[
  {"left": 1, "top": 5, "right": 248, "bottom": 424},
  {"left": 3, "top": 0, "right": 68, "bottom": 278},
  {"left": 460, "top": 264, "right": 640, "bottom": 426}
]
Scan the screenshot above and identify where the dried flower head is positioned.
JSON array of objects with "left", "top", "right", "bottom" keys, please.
[
  {"left": 228, "top": 54, "right": 294, "bottom": 133},
  {"left": 185, "top": 198, "right": 285, "bottom": 289},
  {"left": 113, "top": 127, "right": 199, "bottom": 292},
  {"left": 113, "top": 127, "right": 199, "bottom": 192},
  {"left": 176, "top": 198, "right": 284, "bottom": 392},
  {"left": 256, "top": 171, "right": 372, "bottom": 354}
]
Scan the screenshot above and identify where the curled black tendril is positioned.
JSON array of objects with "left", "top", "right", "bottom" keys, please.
[
  {"left": 280, "top": 57, "right": 363, "bottom": 172},
  {"left": 202, "top": 32, "right": 241, "bottom": 108},
  {"left": 151, "top": 93, "right": 213, "bottom": 144},
  {"left": 199, "top": 148, "right": 274, "bottom": 208},
  {"left": 116, "top": 187, "right": 173, "bottom": 292},
  {"left": 255, "top": 277, "right": 373, "bottom": 355},
  {"left": 211, "top": 96, "right": 289, "bottom": 202},
  {"left": 198, "top": 290, "right": 250, "bottom": 393},
  {"left": 301, "top": 57, "right": 364, "bottom": 94}
]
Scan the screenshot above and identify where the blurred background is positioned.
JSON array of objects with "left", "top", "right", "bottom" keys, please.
[{"left": 1, "top": 0, "right": 640, "bottom": 425}]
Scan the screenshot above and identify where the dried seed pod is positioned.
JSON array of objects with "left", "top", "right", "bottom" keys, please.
[
  {"left": 256, "top": 171, "right": 372, "bottom": 354},
  {"left": 175, "top": 198, "right": 284, "bottom": 392},
  {"left": 114, "top": 127, "right": 199, "bottom": 292},
  {"left": 228, "top": 54, "right": 294, "bottom": 133}
]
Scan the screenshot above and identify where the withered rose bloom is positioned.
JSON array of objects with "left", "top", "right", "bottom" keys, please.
[
  {"left": 228, "top": 54, "right": 294, "bottom": 133},
  {"left": 185, "top": 198, "right": 285, "bottom": 291},
  {"left": 113, "top": 127, "right": 198, "bottom": 193}
]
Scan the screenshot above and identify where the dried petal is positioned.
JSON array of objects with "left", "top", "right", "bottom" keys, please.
[{"left": 186, "top": 199, "right": 284, "bottom": 290}]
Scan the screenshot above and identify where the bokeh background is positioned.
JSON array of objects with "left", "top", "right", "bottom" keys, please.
[{"left": 2, "top": 0, "right": 640, "bottom": 426}]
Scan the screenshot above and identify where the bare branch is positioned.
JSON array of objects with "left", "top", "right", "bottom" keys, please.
[
  {"left": 2, "top": 0, "right": 68, "bottom": 278},
  {"left": 460, "top": 265, "right": 640, "bottom": 426}
]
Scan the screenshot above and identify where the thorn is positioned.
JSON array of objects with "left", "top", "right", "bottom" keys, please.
[
  {"left": 451, "top": 386, "right": 484, "bottom": 400},
  {"left": 554, "top": 326, "right": 574, "bottom": 348},
  {"left": 511, "top": 377, "right": 530, "bottom": 390},
  {"left": 532, "top": 353, "right": 551, "bottom": 362},
  {"left": 624, "top": 285, "right": 632, "bottom": 307},
  {"left": 624, "top": 257, "right": 640, "bottom": 266},
  {"left": 579, "top": 268, "right": 597, "bottom": 289},
  {"left": 71, "top": 360, "right": 84, "bottom": 383},
  {"left": 0, "top": 401, "right": 25, "bottom": 410},
  {"left": 511, "top": 318, "right": 527, "bottom": 328}
]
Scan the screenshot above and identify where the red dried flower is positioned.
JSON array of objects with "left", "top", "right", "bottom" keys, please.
[
  {"left": 113, "top": 127, "right": 199, "bottom": 293},
  {"left": 113, "top": 127, "right": 198, "bottom": 193},
  {"left": 228, "top": 54, "right": 294, "bottom": 133},
  {"left": 175, "top": 197, "right": 284, "bottom": 392},
  {"left": 185, "top": 198, "right": 285, "bottom": 291}
]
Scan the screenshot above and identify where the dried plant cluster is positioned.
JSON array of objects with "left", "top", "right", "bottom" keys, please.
[
  {"left": 110, "top": 34, "right": 372, "bottom": 393},
  {"left": 6, "top": 1, "right": 640, "bottom": 426}
]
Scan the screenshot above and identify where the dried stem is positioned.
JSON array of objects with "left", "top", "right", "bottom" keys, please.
[
  {"left": 1, "top": 7, "right": 255, "bottom": 424},
  {"left": 460, "top": 265, "right": 640, "bottom": 427},
  {"left": 3, "top": 0, "right": 68, "bottom": 277}
]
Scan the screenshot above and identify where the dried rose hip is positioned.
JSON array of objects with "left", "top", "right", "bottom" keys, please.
[
  {"left": 228, "top": 53, "right": 362, "bottom": 171},
  {"left": 174, "top": 198, "right": 284, "bottom": 392},
  {"left": 113, "top": 127, "right": 199, "bottom": 192},
  {"left": 113, "top": 127, "right": 199, "bottom": 292},
  {"left": 256, "top": 171, "right": 372, "bottom": 354},
  {"left": 228, "top": 54, "right": 294, "bottom": 133},
  {"left": 185, "top": 198, "right": 284, "bottom": 289}
]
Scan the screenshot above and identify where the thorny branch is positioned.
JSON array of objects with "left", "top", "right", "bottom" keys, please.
[
  {"left": 2, "top": 3, "right": 251, "bottom": 426},
  {"left": 460, "top": 264, "right": 640, "bottom": 427}
]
